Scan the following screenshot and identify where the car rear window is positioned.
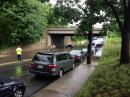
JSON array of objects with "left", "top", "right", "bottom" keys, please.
[{"left": 33, "top": 54, "right": 53, "bottom": 62}]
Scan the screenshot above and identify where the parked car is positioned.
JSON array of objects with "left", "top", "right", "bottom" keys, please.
[
  {"left": 65, "top": 44, "right": 74, "bottom": 48},
  {"left": 69, "top": 50, "right": 85, "bottom": 62},
  {"left": 83, "top": 46, "right": 95, "bottom": 56},
  {"left": 92, "top": 36, "right": 98, "bottom": 41},
  {"left": 91, "top": 44, "right": 96, "bottom": 54},
  {"left": 0, "top": 76, "right": 26, "bottom": 97},
  {"left": 81, "top": 48, "right": 88, "bottom": 56},
  {"left": 92, "top": 36, "right": 105, "bottom": 46},
  {"left": 29, "top": 52, "right": 74, "bottom": 77}
]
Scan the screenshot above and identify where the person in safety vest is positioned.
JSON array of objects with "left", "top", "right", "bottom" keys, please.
[{"left": 16, "top": 46, "right": 23, "bottom": 61}]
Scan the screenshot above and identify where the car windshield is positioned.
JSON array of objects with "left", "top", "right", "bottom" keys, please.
[{"left": 33, "top": 54, "right": 53, "bottom": 62}]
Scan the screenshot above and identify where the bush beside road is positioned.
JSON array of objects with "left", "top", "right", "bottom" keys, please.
[{"left": 75, "top": 33, "right": 130, "bottom": 97}]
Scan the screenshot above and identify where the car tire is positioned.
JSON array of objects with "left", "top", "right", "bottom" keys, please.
[
  {"left": 13, "top": 89, "right": 23, "bottom": 97},
  {"left": 59, "top": 69, "right": 63, "bottom": 78}
]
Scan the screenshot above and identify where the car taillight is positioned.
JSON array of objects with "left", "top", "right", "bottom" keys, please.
[
  {"left": 75, "top": 55, "right": 80, "bottom": 59},
  {"left": 48, "top": 64, "right": 59, "bottom": 69},
  {"left": 30, "top": 62, "right": 37, "bottom": 69}
]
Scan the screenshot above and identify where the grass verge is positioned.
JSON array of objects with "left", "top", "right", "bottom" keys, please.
[{"left": 75, "top": 33, "right": 130, "bottom": 97}]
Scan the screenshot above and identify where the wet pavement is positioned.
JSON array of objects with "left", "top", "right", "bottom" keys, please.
[
  {"left": 0, "top": 59, "right": 87, "bottom": 97},
  {"left": 0, "top": 48, "right": 99, "bottom": 97},
  {"left": 0, "top": 61, "right": 58, "bottom": 97},
  {"left": 31, "top": 61, "right": 96, "bottom": 97}
]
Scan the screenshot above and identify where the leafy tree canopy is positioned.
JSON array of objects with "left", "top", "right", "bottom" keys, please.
[
  {"left": 55, "top": 0, "right": 130, "bottom": 64},
  {"left": 0, "top": 0, "right": 51, "bottom": 45}
]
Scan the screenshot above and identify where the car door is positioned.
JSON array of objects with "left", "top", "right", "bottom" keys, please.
[
  {"left": 56, "top": 54, "right": 68, "bottom": 72},
  {"left": 64, "top": 53, "right": 74, "bottom": 70}
]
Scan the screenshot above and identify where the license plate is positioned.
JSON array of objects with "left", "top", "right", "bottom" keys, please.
[{"left": 38, "top": 65, "right": 43, "bottom": 69}]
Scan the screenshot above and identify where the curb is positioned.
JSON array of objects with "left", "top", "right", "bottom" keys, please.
[{"left": 0, "top": 59, "right": 31, "bottom": 66}]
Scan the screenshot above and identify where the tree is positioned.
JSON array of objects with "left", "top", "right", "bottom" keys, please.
[
  {"left": 47, "top": 3, "right": 81, "bottom": 26},
  {"left": 104, "top": 0, "right": 130, "bottom": 64},
  {"left": 55, "top": 0, "right": 130, "bottom": 64},
  {"left": 56, "top": 0, "right": 105, "bottom": 64},
  {"left": 0, "top": 0, "right": 50, "bottom": 44}
]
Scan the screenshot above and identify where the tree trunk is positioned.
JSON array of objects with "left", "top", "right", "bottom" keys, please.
[
  {"left": 120, "top": 25, "right": 130, "bottom": 64},
  {"left": 120, "top": 3, "right": 130, "bottom": 64},
  {"left": 87, "top": 30, "right": 92, "bottom": 64},
  {"left": 129, "top": 33, "right": 130, "bottom": 65}
]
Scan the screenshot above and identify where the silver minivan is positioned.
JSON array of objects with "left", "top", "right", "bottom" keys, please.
[{"left": 29, "top": 52, "right": 74, "bottom": 77}]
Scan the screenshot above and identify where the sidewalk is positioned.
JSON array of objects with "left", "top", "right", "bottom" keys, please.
[{"left": 31, "top": 61, "right": 96, "bottom": 97}]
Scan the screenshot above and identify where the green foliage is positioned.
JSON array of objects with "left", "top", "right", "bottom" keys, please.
[
  {"left": 72, "top": 33, "right": 86, "bottom": 44},
  {"left": 55, "top": 0, "right": 107, "bottom": 32},
  {"left": 0, "top": 0, "right": 50, "bottom": 44},
  {"left": 76, "top": 33, "right": 130, "bottom": 97},
  {"left": 47, "top": 5, "right": 81, "bottom": 25},
  {"left": 55, "top": 0, "right": 130, "bottom": 64},
  {"left": 38, "top": 0, "right": 50, "bottom": 2},
  {"left": 76, "top": 64, "right": 130, "bottom": 97},
  {"left": 99, "top": 33, "right": 121, "bottom": 65}
]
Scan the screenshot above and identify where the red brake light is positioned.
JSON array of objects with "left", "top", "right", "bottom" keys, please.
[
  {"left": 30, "top": 62, "right": 37, "bottom": 69},
  {"left": 48, "top": 64, "right": 59, "bottom": 69},
  {"left": 75, "top": 55, "right": 80, "bottom": 58}
]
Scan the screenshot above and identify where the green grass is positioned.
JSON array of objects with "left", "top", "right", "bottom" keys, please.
[
  {"left": 75, "top": 33, "right": 130, "bottom": 97},
  {"left": 98, "top": 36, "right": 121, "bottom": 65}
]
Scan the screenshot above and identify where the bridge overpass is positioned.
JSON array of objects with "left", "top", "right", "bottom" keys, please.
[{"left": 46, "top": 27, "right": 103, "bottom": 48}]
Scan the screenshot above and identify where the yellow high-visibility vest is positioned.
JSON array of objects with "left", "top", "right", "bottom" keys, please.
[{"left": 16, "top": 47, "right": 22, "bottom": 55}]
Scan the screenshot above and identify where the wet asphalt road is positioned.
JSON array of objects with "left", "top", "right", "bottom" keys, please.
[
  {"left": 0, "top": 61, "right": 59, "bottom": 97},
  {"left": 0, "top": 61, "right": 80, "bottom": 97}
]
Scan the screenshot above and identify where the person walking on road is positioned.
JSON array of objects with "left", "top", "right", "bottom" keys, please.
[
  {"left": 16, "top": 46, "right": 23, "bottom": 61},
  {"left": 50, "top": 44, "right": 56, "bottom": 51}
]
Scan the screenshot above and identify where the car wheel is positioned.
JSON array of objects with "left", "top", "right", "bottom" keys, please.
[
  {"left": 13, "top": 89, "right": 23, "bottom": 97},
  {"left": 59, "top": 69, "right": 63, "bottom": 77}
]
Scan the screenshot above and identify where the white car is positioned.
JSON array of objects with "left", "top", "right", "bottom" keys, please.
[
  {"left": 82, "top": 47, "right": 95, "bottom": 55},
  {"left": 92, "top": 36, "right": 105, "bottom": 46},
  {"left": 82, "top": 48, "right": 88, "bottom": 56},
  {"left": 95, "top": 48, "right": 103, "bottom": 58}
]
